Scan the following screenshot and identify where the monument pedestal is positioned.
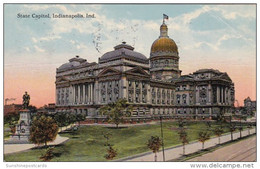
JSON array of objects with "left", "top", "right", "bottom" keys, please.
[{"left": 6, "top": 109, "right": 32, "bottom": 144}]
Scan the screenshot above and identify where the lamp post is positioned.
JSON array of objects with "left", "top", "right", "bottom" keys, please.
[{"left": 160, "top": 116, "right": 165, "bottom": 161}]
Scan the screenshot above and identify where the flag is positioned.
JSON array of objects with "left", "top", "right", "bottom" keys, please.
[{"left": 163, "top": 14, "right": 169, "bottom": 20}]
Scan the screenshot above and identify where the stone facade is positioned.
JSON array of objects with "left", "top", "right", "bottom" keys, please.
[{"left": 55, "top": 22, "right": 235, "bottom": 121}]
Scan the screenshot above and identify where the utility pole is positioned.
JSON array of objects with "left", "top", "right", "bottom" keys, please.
[{"left": 160, "top": 116, "right": 165, "bottom": 161}]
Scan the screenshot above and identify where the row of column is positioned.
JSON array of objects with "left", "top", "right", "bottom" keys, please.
[
  {"left": 216, "top": 86, "right": 229, "bottom": 104},
  {"left": 128, "top": 80, "right": 148, "bottom": 103},
  {"left": 72, "top": 83, "right": 94, "bottom": 104},
  {"left": 195, "top": 85, "right": 230, "bottom": 105},
  {"left": 152, "top": 87, "right": 174, "bottom": 105}
]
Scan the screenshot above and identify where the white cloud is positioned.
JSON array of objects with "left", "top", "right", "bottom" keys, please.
[
  {"left": 12, "top": 5, "right": 256, "bottom": 65},
  {"left": 70, "top": 40, "right": 76, "bottom": 44},
  {"left": 210, "top": 5, "right": 256, "bottom": 20},
  {"left": 24, "top": 47, "right": 30, "bottom": 52},
  {"left": 32, "top": 35, "right": 61, "bottom": 43},
  {"left": 32, "top": 37, "right": 37, "bottom": 43},
  {"left": 34, "top": 45, "right": 45, "bottom": 53}
]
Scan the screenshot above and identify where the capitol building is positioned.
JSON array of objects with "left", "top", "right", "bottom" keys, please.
[{"left": 55, "top": 21, "right": 235, "bottom": 122}]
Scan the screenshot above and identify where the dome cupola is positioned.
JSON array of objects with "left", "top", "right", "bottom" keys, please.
[
  {"left": 150, "top": 22, "right": 178, "bottom": 57},
  {"left": 149, "top": 15, "right": 181, "bottom": 81}
]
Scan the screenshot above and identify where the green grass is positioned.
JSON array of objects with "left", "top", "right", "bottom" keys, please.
[{"left": 4, "top": 121, "right": 237, "bottom": 162}]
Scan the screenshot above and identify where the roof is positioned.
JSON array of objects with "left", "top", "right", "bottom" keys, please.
[
  {"left": 99, "top": 42, "right": 148, "bottom": 63},
  {"left": 57, "top": 55, "right": 92, "bottom": 72},
  {"left": 193, "top": 69, "right": 222, "bottom": 74},
  {"left": 170, "top": 74, "right": 194, "bottom": 83}
]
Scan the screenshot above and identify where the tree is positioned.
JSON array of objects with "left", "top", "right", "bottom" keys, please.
[
  {"left": 54, "top": 112, "right": 67, "bottom": 131},
  {"left": 214, "top": 127, "right": 224, "bottom": 144},
  {"left": 147, "top": 136, "right": 162, "bottom": 162},
  {"left": 229, "top": 123, "right": 236, "bottom": 141},
  {"left": 76, "top": 112, "right": 86, "bottom": 126},
  {"left": 247, "top": 124, "right": 253, "bottom": 135},
  {"left": 198, "top": 131, "right": 210, "bottom": 150},
  {"left": 178, "top": 118, "right": 185, "bottom": 129},
  {"left": 5, "top": 112, "right": 19, "bottom": 136},
  {"left": 99, "top": 98, "right": 133, "bottom": 128},
  {"left": 206, "top": 121, "right": 212, "bottom": 128},
  {"left": 238, "top": 126, "right": 243, "bottom": 138},
  {"left": 104, "top": 146, "right": 117, "bottom": 160},
  {"left": 178, "top": 129, "right": 189, "bottom": 155},
  {"left": 40, "top": 147, "right": 55, "bottom": 162},
  {"left": 103, "top": 131, "right": 112, "bottom": 146},
  {"left": 68, "top": 112, "right": 77, "bottom": 126},
  {"left": 29, "top": 115, "right": 59, "bottom": 147},
  {"left": 4, "top": 112, "right": 19, "bottom": 125}
]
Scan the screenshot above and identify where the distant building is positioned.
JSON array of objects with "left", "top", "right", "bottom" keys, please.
[
  {"left": 244, "top": 97, "right": 256, "bottom": 110},
  {"left": 55, "top": 20, "right": 235, "bottom": 122},
  {"left": 37, "top": 103, "right": 56, "bottom": 114},
  {"left": 4, "top": 104, "right": 23, "bottom": 116},
  {"left": 243, "top": 97, "right": 256, "bottom": 116}
]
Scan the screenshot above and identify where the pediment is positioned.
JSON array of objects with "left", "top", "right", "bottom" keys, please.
[
  {"left": 98, "top": 67, "right": 122, "bottom": 77},
  {"left": 56, "top": 76, "right": 69, "bottom": 83},
  {"left": 218, "top": 73, "right": 232, "bottom": 82},
  {"left": 125, "top": 66, "right": 150, "bottom": 77}
]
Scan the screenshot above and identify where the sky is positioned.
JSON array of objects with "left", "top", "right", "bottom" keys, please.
[{"left": 3, "top": 4, "right": 256, "bottom": 108}]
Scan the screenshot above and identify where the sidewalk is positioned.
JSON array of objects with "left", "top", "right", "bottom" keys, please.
[
  {"left": 119, "top": 128, "right": 256, "bottom": 161},
  {"left": 188, "top": 135, "right": 256, "bottom": 161},
  {"left": 4, "top": 134, "right": 69, "bottom": 155}
]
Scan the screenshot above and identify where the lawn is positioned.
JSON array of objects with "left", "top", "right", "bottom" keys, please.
[{"left": 4, "top": 121, "right": 239, "bottom": 162}]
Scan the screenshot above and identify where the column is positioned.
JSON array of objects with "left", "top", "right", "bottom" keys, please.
[
  {"left": 133, "top": 81, "right": 136, "bottom": 103},
  {"left": 88, "top": 83, "right": 90, "bottom": 104},
  {"left": 227, "top": 88, "right": 230, "bottom": 105},
  {"left": 195, "top": 108, "right": 198, "bottom": 120},
  {"left": 209, "top": 108, "right": 212, "bottom": 120},
  {"left": 90, "top": 83, "right": 93, "bottom": 103},
  {"left": 83, "top": 84, "right": 85, "bottom": 104},
  {"left": 122, "top": 77, "right": 127, "bottom": 99},
  {"left": 208, "top": 84, "right": 211, "bottom": 104},
  {"left": 223, "top": 87, "right": 226, "bottom": 104},
  {"left": 74, "top": 85, "right": 76, "bottom": 104},
  {"left": 78, "top": 84, "right": 80, "bottom": 104},
  {"left": 70, "top": 86, "right": 72, "bottom": 105},
  {"left": 140, "top": 82, "right": 143, "bottom": 103},
  {"left": 147, "top": 84, "right": 151, "bottom": 104},
  {"left": 98, "top": 83, "right": 101, "bottom": 104},
  {"left": 221, "top": 87, "right": 224, "bottom": 104},
  {"left": 195, "top": 86, "right": 199, "bottom": 105},
  {"left": 217, "top": 86, "right": 220, "bottom": 104},
  {"left": 95, "top": 81, "right": 99, "bottom": 104}
]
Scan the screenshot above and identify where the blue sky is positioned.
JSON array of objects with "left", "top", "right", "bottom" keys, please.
[{"left": 3, "top": 4, "right": 256, "bottom": 106}]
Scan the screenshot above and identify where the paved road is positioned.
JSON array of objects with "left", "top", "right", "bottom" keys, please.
[
  {"left": 4, "top": 135, "right": 69, "bottom": 155},
  {"left": 188, "top": 135, "right": 256, "bottom": 162},
  {"left": 122, "top": 128, "right": 256, "bottom": 162}
]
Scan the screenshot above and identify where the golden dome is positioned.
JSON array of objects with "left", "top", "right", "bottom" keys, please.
[{"left": 151, "top": 37, "right": 178, "bottom": 53}]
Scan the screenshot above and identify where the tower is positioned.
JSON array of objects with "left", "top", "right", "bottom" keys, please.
[{"left": 150, "top": 18, "right": 181, "bottom": 81}]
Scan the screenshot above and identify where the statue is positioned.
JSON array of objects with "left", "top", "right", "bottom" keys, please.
[{"left": 23, "top": 91, "right": 30, "bottom": 109}]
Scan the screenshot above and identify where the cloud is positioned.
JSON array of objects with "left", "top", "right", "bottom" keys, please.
[
  {"left": 34, "top": 45, "right": 45, "bottom": 52},
  {"left": 70, "top": 40, "right": 76, "bottom": 44},
  {"left": 6, "top": 4, "right": 256, "bottom": 63},
  {"left": 32, "top": 35, "right": 61, "bottom": 43},
  {"left": 210, "top": 5, "right": 256, "bottom": 20},
  {"left": 24, "top": 47, "right": 30, "bottom": 52},
  {"left": 32, "top": 37, "right": 37, "bottom": 43}
]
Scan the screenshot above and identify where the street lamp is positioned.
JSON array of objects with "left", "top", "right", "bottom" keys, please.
[{"left": 160, "top": 116, "right": 165, "bottom": 161}]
